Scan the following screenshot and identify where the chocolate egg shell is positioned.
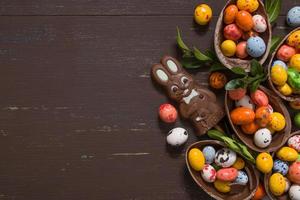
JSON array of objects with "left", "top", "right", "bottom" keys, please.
[
  {"left": 268, "top": 27, "right": 300, "bottom": 102},
  {"left": 186, "top": 140, "right": 259, "bottom": 200},
  {"left": 225, "top": 86, "right": 291, "bottom": 152},
  {"left": 214, "top": 0, "right": 271, "bottom": 72}
]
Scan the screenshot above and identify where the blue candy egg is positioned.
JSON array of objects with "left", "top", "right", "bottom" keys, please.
[
  {"left": 273, "top": 159, "right": 289, "bottom": 176},
  {"left": 202, "top": 146, "right": 216, "bottom": 164},
  {"left": 287, "top": 6, "right": 300, "bottom": 27},
  {"left": 234, "top": 170, "right": 248, "bottom": 185},
  {"left": 272, "top": 60, "right": 288, "bottom": 70},
  {"left": 247, "top": 36, "right": 266, "bottom": 58}
]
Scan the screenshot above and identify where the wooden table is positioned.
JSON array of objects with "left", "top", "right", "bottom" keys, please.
[{"left": 0, "top": 1, "right": 297, "bottom": 199}]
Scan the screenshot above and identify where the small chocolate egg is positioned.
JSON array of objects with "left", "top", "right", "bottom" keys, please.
[
  {"left": 272, "top": 60, "right": 288, "bottom": 70},
  {"left": 166, "top": 127, "right": 188, "bottom": 146},
  {"left": 159, "top": 103, "right": 178, "bottom": 123},
  {"left": 201, "top": 164, "right": 217, "bottom": 183},
  {"left": 202, "top": 146, "right": 216, "bottom": 164},
  {"left": 234, "top": 170, "right": 249, "bottom": 185},
  {"left": 235, "top": 95, "right": 255, "bottom": 110},
  {"left": 251, "top": 90, "right": 269, "bottom": 107},
  {"left": 287, "top": 6, "right": 300, "bottom": 27},
  {"left": 236, "top": 41, "right": 248, "bottom": 59},
  {"left": 288, "top": 135, "right": 300, "bottom": 152},
  {"left": 241, "top": 122, "right": 259, "bottom": 135},
  {"left": 277, "top": 45, "right": 296, "bottom": 62},
  {"left": 224, "top": 24, "right": 242, "bottom": 41},
  {"left": 228, "top": 88, "right": 246, "bottom": 100},
  {"left": 216, "top": 167, "right": 238, "bottom": 181},
  {"left": 273, "top": 159, "right": 289, "bottom": 176},
  {"left": 255, "top": 106, "right": 271, "bottom": 127},
  {"left": 247, "top": 36, "right": 266, "bottom": 58},
  {"left": 256, "top": 152, "right": 273, "bottom": 173},
  {"left": 252, "top": 14, "right": 267, "bottom": 33},
  {"left": 288, "top": 161, "right": 300, "bottom": 184},
  {"left": 277, "top": 147, "right": 298, "bottom": 162},
  {"left": 289, "top": 184, "right": 300, "bottom": 200},
  {"left": 287, "top": 30, "right": 300, "bottom": 50},
  {"left": 284, "top": 177, "right": 291, "bottom": 193},
  {"left": 215, "top": 148, "right": 237, "bottom": 168},
  {"left": 269, "top": 112, "right": 286, "bottom": 132},
  {"left": 269, "top": 173, "right": 286, "bottom": 196},
  {"left": 236, "top": 11, "right": 254, "bottom": 31},
  {"left": 254, "top": 128, "right": 272, "bottom": 148},
  {"left": 224, "top": 5, "right": 238, "bottom": 24},
  {"left": 230, "top": 107, "right": 255, "bottom": 125},
  {"left": 188, "top": 148, "right": 205, "bottom": 171}
]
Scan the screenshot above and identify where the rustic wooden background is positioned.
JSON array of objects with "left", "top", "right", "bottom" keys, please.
[{"left": 0, "top": 0, "right": 298, "bottom": 199}]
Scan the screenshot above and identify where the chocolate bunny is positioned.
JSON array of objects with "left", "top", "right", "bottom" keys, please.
[{"left": 152, "top": 55, "right": 225, "bottom": 135}]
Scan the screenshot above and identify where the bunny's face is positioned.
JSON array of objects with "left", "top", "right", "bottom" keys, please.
[{"left": 152, "top": 56, "right": 195, "bottom": 102}]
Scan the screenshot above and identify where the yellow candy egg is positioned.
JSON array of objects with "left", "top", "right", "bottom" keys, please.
[
  {"left": 271, "top": 65, "right": 288, "bottom": 86},
  {"left": 188, "top": 148, "right": 205, "bottom": 171},
  {"left": 232, "top": 157, "right": 245, "bottom": 170},
  {"left": 269, "top": 112, "right": 286, "bottom": 131},
  {"left": 221, "top": 40, "right": 236, "bottom": 57},
  {"left": 256, "top": 152, "right": 273, "bottom": 173},
  {"left": 194, "top": 4, "right": 212, "bottom": 25},
  {"left": 237, "top": 0, "right": 259, "bottom": 13},
  {"left": 276, "top": 147, "right": 298, "bottom": 162},
  {"left": 269, "top": 173, "right": 286, "bottom": 196},
  {"left": 287, "top": 30, "right": 300, "bottom": 49},
  {"left": 278, "top": 83, "right": 293, "bottom": 96},
  {"left": 214, "top": 180, "right": 231, "bottom": 193},
  {"left": 290, "top": 54, "right": 300, "bottom": 72}
]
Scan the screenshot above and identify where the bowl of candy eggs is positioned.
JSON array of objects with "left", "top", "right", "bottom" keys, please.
[
  {"left": 225, "top": 86, "right": 291, "bottom": 152},
  {"left": 268, "top": 28, "right": 300, "bottom": 102},
  {"left": 186, "top": 140, "right": 259, "bottom": 200},
  {"left": 214, "top": 0, "right": 271, "bottom": 72},
  {"left": 264, "top": 131, "right": 300, "bottom": 200}
]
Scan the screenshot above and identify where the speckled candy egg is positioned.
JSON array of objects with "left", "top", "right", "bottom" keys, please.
[
  {"left": 159, "top": 104, "right": 177, "bottom": 123},
  {"left": 224, "top": 24, "right": 242, "bottom": 41},
  {"left": 287, "top": 30, "right": 300, "bottom": 50},
  {"left": 269, "top": 173, "right": 286, "bottom": 196},
  {"left": 277, "top": 147, "right": 298, "bottom": 162},
  {"left": 277, "top": 45, "right": 296, "bottom": 62},
  {"left": 166, "top": 127, "right": 188, "bottom": 146},
  {"left": 271, "top": 65, "right": 288, "bottom": 86},
  {"left": 288, "top": 135, "right": 300, "bottom": 152},
  {"left": 229, "top": 88, "right": 246, "bottom": 100},
  {"left": 194, "top": 4, "right": 213, "bottom": 25},
  {"left": 224, "top": 5, "right": 238, "bottom": 24},
  {"left": 273, "top": 159, "right": 289, "bottom": 176},
  {"left": 252, "top": 14, "right": 267, "bottom": 33},
  {"left": 288, "top": 161, "right": 300, "bottom": 184},
  {"left": 235, "top": 95, "right": 255, "bottom": 110},
  {"left": 217, "top": 167, "right": 238, "bottom": 181},
  {"left": 236, "top": 41, "right": 249, "bottom": 59},
  {"left": 287, "top": 7, "right": 300, "bottom": 27},
  {"left": 269, "top": 112, "right": 286, "bottom": 132},
  {"left": 290, "top": 54, "right": 300, "bottom": 72},
  {"left": 289, "top": 184, "right": 300, "bottom": 200},
  {"left": 272, "top": 60, "right": 288, "bottom": 70},
  {"left": 254, "top": 128, "right": 272, "bottom": 148},
  {"left": 202, "top": 146, "right": 216, "bottom": 164},
  {"left": 237, "top": 0, "right": 259, "bottom": 13},
  {"left": 236, "top": 11, "right": 254, "bottom": 31},
  {"left": 215, "top": 148, "right": 237, "bottom": 168},
  {"left": 234, "top": 170, "right": 249, "bottom": 185},
  {"left": 230, "top": 107, "right": 255, "bottom": 125},
  {"left": 209, "top": 72, "right": 227, "bottom": 89},
  {"left": 251, "top": 89, "right": 269, "bottom": 107},
  {"left": 247, "top": 36, "right": 266, "bottom": 58},
  {"left": 201, "top": 164, "right": 217, "bottom": 183},
  {"left": 255, "top": 106, "right": 271, "bottom": 127}
]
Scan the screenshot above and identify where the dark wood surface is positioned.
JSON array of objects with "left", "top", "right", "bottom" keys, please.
[{"left": 0, "top": 1, "right": 297, "bottom": 199}]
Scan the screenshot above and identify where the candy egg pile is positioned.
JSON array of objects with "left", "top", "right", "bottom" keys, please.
[
  {"left": 267, "top": 134, "right": 300, "bottom": 199},
  {"left": 188, "top": 145, "right": 250, "bottom": 193},
  {"left": 229, "top": 89, "right": 286, "bottom": 149},
  {"left": 270, "top": 30, "right": 300, "bottom": 97},
  {"left": 220, "top": 0, "right": 268, "bottom": 59}
]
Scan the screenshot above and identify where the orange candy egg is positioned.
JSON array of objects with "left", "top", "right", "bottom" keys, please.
[
  {"left": 241, "top": 121, "right": 259, "bottom": 134},
  {"left": 209, "top": 72, "right": 227, "bottom": 89},
  {"left": 230, "top": 107, "right": 255, "bottom": 125},
  {"left": 255, "top": 106, "right": 271, "bottom": 127},
  {"left": 224, "top": 5, "right": 239, "bottom": 24},
  {"left": 236, "top": 41, "right": 248, "bottom": 59},
  {"left": 236, "top": 11, "right": 254, "bottom": 31}
]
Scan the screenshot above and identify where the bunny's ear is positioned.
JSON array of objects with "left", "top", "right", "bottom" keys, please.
[
  {"left": 161, "top": 56, "right": 182, "bottom": 75},
  {"left": 151, "top": 64, "right": 170, "bottom": 86}
]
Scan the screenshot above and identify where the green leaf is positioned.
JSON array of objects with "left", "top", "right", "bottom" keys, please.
[
  {"left": 250, "top": 59, "right": 263, "bottom": 76},
  {"left": 225, "top": 79, "right": 246, "bottom": 90},
  {"left": 193, "top": 47, "right": 212, "bottom": 61},
  {"left": 176, "top": 27, "right": 191, "bottom": 53},
  {"left": 181, "top": 57, "right": 202, "bottom": 69},
  {"left": 249, "top": 79, "right": 261, "bottom": 92},
  {"left": 266, "top": 0, "right": 282, "bottom": 24},
  {"left": 209, "top": 62, "right": 227, "bottom": 72},
  {"left": 231, "top": 67, "right": 247, "bottom": 75},
  {"left": 270, "top": 36, "right": 282, "bottom": 53},
  {"left": 205, "top": 50, "right": 218, "bottom": 60}
]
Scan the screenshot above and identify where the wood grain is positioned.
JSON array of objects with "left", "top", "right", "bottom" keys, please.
[{"left": 0, "top": 1, "right": 296, "bottom": 199}]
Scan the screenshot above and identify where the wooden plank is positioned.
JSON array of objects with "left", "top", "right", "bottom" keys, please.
[{"left": 0, "top": 0, "right": 297, "bottom": 16}]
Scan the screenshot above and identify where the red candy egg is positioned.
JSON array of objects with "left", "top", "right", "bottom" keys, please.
[
  {"left": 251, "top": 90, "right": 269, "bottom": 107},
  {"left": 159, "top": 103, "right": 177, "bottom": 123},
  {"left": 288, "top": 161, "right": 300, "bottom": 184},
  {"left": 236, "top": 41, "right": 248, "bottom": 59},
  {"left": 228, "top": 88, "right": 247, "bottom": 100},
  {"left": 216, "top": 167, "right": 238, "bottom": 181},
  {"left": 277, "top": 45, "right": 296, "bottom": 62},
  {"left": 224, "top": 24, "right": 242, "bottom": 41}
]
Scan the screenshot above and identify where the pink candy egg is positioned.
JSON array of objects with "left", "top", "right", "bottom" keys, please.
[
  {"left": 228, "top": 88, "right": 247, "bottom": 100},
  {"left": 224, "top": 24, "right": 242, "bottom": 41},
  {"left": 159, "top": 103, "right": 177, "bottom": 123},
  {"left": 288, "top": 161, "right": 300, "bottom": 184},
  {"left": 216, "top": 167, "right": 238, "bottom": 181},
  {"left": 277, "top": 45, "right": 296, "bottom": 62},
  {"left": 236, "top": 41, "right": 248, "bottom": 59},
  {"left": 288, "top": 135, "right": 300, "bottom": 152},
  {"left": 251, "top": 90, "right": 269, "bottom": 107}
]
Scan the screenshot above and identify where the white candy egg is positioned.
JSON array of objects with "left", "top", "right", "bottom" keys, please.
[
  {"left": 252, "top": 14, "right": 267, "bottom": 33},
  {"left": 288, "top": 135, "right": 300, "bottom": 152},
  {"left": 166, "top": 127, "right": 188, "bottom": 146},
  {"left": 235, "top": 95, "right": 255, "bottom": 110},
  {"left": 254, "top": 128, "right": 272, "bottom": 148},
  {"left": 215, "top": 148, "right": 237, "bottom": 167},
  {"left": 289, "top": 184, "right": 300, "bottom": 200},
  {"left": 201, "top": 164, "right": 217, "bottom": 183}
]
